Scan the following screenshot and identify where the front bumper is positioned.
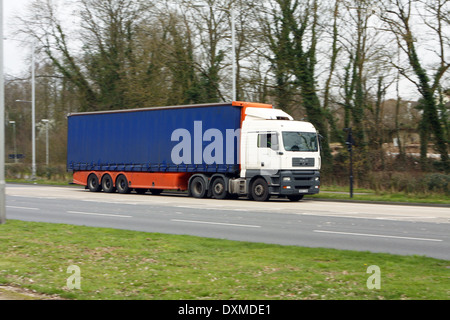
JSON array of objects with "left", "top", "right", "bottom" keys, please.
[{"left": 270, "top": 170, "right": 320, "bottom": 195}]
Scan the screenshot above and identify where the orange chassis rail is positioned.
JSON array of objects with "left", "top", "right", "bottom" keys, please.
[{"left": 73, "top": 171, "right": 193, "bottom": 191}]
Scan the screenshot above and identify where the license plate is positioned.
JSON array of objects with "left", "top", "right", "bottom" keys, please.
[{"left": 298, "top": 189, "right": 308, "bottom": 193}]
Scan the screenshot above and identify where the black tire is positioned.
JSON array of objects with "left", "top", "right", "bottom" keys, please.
[
  {"left": 251, "top": 178, "right": 270, "bottom": 201},
  {"left": 149, "top": 189, "right": 163, "bottom": 195},
  {"left": 211, "top": 177, "right": 228, "bottom": 199},
  {"left": 101, "top": 174, "right": 116, "bottom": 193},
  {"left": 116, "top": 175, "right": 131, "bottom": 194},
  {"left": 190, "top": 176, "right": 207, "bottom": 198},
  {"left": 287, "top": 194, "right": 304, "bottom": 202},
  {"left": 87, "top": 174, "right": 101, "bottom": 192}
]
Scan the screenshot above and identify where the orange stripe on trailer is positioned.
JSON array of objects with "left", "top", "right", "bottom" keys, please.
[
  {"left": 73, "top": 171, "right": 192, "bottom": 191},
  {"left": 73, "top": 171, "right": 94, "bottom": 186}
]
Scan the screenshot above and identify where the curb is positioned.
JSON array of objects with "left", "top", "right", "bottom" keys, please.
[{"left": 304, "top": 196, "right": 450, "bottom": 208}]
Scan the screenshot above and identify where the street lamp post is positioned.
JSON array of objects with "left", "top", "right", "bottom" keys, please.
[
  {"left": 16, "top": 98, "right": 36, "bottom": 181},
  {"left": 344, "top": 128, "right": 356, "bottom": 198},
  {"left": 9, "top": 39, "right": 36, "bottom": 180},
  {"left": 9, "top": 121, "right": 17, "bottom": 163},
  {"left": 31, "top": 41, "right": 36, "bottom": 179},
  {"left": 194, "top": 3, "right": 237, "bottom": 101},
  {"left": 42, "top": 119, "right": 49, "bottom": 166},
  {"left": 0, "top": 0, "right": 6, "bottom": 224},
  {"left": 231, "top": 5, "right": 236, "bottom": 102}
]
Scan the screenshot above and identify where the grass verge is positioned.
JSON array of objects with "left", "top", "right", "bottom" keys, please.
[
  {"left": 0, "top": 220, "right": 448, "bottom": 300},
  {"left": 310, "top": 185, "right": 450, "bottom": 205}
]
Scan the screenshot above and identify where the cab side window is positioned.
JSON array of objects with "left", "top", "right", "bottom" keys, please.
[{"left": 257, "top": 133, "right": 279, "bottom": 151}]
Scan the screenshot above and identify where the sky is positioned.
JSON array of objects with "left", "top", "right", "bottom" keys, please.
[{"left": 3, "top": 0, "right": 32, "bottom": 76}]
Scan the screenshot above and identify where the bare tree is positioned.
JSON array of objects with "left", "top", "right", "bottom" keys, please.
[
  {"left": 254, "top": 0, "right": 334, "bottom": 166},
  {"left": 380, "top": 0, "right": 450, "bottom": 171},
  {"left": 17, "top": 0, "right": 156, "bottom": 111}
]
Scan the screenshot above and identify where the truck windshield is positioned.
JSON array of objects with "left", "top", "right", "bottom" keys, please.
[{"left": 282, "top": 132, "right": 318, "bottom": 152}]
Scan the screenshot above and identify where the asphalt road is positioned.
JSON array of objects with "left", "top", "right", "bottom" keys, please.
[{"left": 4, "top": 184, "right": 450, "bottom": 260}]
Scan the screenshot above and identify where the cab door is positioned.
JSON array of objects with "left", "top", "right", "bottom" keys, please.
[{"left": 255, "top": 132, "right": 281, "bottom": 174}]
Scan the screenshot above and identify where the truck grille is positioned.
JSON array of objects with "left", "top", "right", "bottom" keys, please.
[{"left": 292, "top": 158, "right": 315, "bottom": 167}]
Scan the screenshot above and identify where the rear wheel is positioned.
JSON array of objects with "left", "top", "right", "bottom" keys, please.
[
  {"left": 190, "top": 176, "right": 207, "bottom": 198},
  {"left": 101, "top": 174, "right": 116, "bottom": 193},
  {"left": 251, "top": 178, "right": 270, "bottom": 201},
  {"left": 211, "top": 177, "right": 228, "bottom": 199},
  {"left": 116, "top": 175, "right": 131, "bottom": 194},
  {"left": 87, "top": 174, "right": 101, "bottom": 192}
]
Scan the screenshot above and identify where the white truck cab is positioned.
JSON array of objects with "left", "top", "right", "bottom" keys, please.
[{"left": 234, "top": 107, "right": 321, "bottom": 201}]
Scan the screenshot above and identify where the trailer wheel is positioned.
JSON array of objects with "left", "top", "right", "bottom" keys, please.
[
  {"left": 211, "top": 177, "right": 228, "bottom": 199},
  {"left": 87, "top": 174, "right": 101, "bottom": 192},
  {"left": 190, "top": 176, "right": 207, "bottom": 198},
  {"left": 116, "top": 175, "right": 131, "bottom": 194},
  {"left": 101, "top": 174, "right": 116, "bottom": 193},
  {"left": 251, "top": 178, "right": 270, "bottom": 201}
]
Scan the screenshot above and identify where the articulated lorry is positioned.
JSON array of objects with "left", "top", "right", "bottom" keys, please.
[{"left": 67, "top": 101, "right": 321, "bottom": 201}]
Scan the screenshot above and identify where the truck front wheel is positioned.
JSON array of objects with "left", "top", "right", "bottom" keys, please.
[
  {"left": 251, "top": 178, "right": 270, "bottom": 201},
  {"left": 116, "top": 175, "right": 131, "bottom": 194}
]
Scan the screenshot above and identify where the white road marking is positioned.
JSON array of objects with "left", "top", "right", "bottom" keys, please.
[
  {"left": 175, "top": 205, "right": 278, "bottom": 212},
  {"left": 67, "top": 211, "right": 132, "bottom": 218},
  {"left": 313, "top": 230, "right": 443, "bottom": 242},
  {"left": 171, "top": 219, "right": 261, "bottom": 228},
  {"left": 7, "top": 206, "right": 40, "bottom": 211},
  {"left": 299, "top": 212, "right": 440, "bottom": 222}
]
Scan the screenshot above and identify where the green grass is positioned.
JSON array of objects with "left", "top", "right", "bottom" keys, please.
[
  {"left": 6, "top": 178, "right": 72, "bottom": 186},
  {"left": 0, "top": 220, "right": 448, "bottom": 300},
  {"left": 311, "top": 185, "right": 450, "bottom": 205}
]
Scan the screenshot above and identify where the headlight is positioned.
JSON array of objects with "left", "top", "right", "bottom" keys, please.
[
  {"left": 282, "top": 177, "right": 291, "bottom": 182},
  {"left": 315, "top": 177, "right": 319, "bottom": 181}
]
